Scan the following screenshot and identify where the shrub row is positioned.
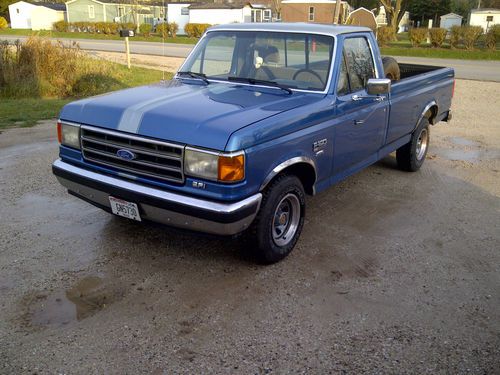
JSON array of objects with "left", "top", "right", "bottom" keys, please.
[
  {"left": 184, "top": 23, "right": 211, "bottom": 38},
  {"left": 53, "top": 21, "right": 136, "bottom": 34},
  {"left": 450, "top": 25, "right": 483, "bottom": 50}
]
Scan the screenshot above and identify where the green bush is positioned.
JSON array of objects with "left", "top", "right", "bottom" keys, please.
[
  {"left": 53, "top": 20, "right": 68, "bottom": 32},
  {"left": 450, "top": 25, "right": 463, "bottom": 48},
  {"left": 0, "top": 16, "right": 7, "bottom": 29},
  {"left": 156, "top": 23, "right": 168, "bottom": 38},
  {"left": 377, "top": 26, "right": 394, "bottom": 47},
  {"left": 485, "top": 24, "right": 500, "bottom": 50},
  {"left": 409, "top": 28, "right": 428, "bottom": 47},
  {"left": 139, "top": 23, "right": 152, "bottom": 37},
  {"left": 462, "top": 26, "right": 482, "bottom": 50},
  {"left": 169, "top": 22, "right": 178, "bottom": 38},
  {"left": 184, "top": 23, "right": 210, "bottom": 38},
  {"left": 429, "top": 28, "right": 447, "bottom": 48}
]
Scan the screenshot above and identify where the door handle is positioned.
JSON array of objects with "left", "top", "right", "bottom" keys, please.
[
  {"left": 352, "top": 95, "right": 385, "bottom": 102},
  {"left": 353, "top": 120, "right": 365, "bottom": 125}
]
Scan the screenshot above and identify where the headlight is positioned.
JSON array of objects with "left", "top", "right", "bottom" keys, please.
[
  {"left": 185, "top": 147, "right": 245, "bottom": 183},
  {"left": 57, "top": 121, "right": 80, "bottom": 150}
]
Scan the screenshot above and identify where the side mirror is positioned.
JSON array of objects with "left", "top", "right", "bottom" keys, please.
[{"left": 367, "top": 78, "right": 391, "bottom": 95}]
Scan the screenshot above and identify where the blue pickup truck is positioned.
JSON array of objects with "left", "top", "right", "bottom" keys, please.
[{"left": 53, "top": 23, "right": 454, "bottom": 263}]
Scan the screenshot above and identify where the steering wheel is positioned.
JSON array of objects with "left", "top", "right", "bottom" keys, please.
[{"left": 292, "top": 69, "right": 325, "bottom": 87}]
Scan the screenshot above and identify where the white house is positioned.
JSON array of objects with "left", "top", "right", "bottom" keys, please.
[
  {"left": 8, "top": 1, "right": 66, "bottom": 30},
  {"left": 188, "top": 2, "right": 271, "bottom": 25},
  {"left": 468, "top": 8, "right": 500, "bottom": 32},
  {"left": 167, "top": 3, "right": 190, "bottom": 35},
  {"left": 440, "top": 13, "right": 463, "bottom": 30}
]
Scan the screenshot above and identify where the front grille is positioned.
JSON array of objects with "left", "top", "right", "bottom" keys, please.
[{"left": 81, "top": 125, "right": 184, "bottom": 184}]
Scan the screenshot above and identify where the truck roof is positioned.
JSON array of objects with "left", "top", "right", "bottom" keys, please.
[{"left": 208, "top": 23, "right": 371, "bottom": 37}]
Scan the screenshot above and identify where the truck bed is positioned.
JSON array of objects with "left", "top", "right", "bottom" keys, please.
[{"left": 397, "top": 63, "right": 446, "bottom": 80}]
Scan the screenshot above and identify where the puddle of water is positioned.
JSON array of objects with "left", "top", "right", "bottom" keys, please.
[
  {"left": 436, "top": 148, "right": 500, "bottom": 163},
  {"left": 29, "top": 276, "right": 119, "bottom": 328},
  {"left": 448, "top": 136, "right": 480, "bottom": 147}
]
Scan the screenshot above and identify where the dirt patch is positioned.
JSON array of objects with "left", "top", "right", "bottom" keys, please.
[{"left": 86, "top": 50, "right": 184, "bottom": 73}]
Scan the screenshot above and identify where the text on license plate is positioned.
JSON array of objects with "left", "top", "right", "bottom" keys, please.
[{"left": 109, "top": 196, "right": 141, "bottom": 221}]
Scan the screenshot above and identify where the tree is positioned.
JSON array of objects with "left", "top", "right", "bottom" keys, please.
[
  {"left": 409, "top": 0, "right": 451, "bottom": 26},
  {"left": 270, "top": 0, "right": 282, "bottom": 20},
  {"left": 0, "top": 0, "right": 16, "bottom": 21},
  {"left": 379, "top": 0, "right": 411, "bottom": 33},
  {"left": 349, "top": 0, "right": 380, "bottom": 10}
]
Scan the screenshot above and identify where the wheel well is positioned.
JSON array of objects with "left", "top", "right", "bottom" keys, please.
[
  {"left": 425, "top": 105, "right": 438, "bottom": 124},
  {"left": 276, "top": 162, "right": 316, "bottom": 195}
]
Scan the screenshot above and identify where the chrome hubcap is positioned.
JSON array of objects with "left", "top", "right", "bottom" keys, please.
[
  {"left": 272, "top": 193, "right": 301, "bottom": 247},
  {"left": 416, "top": 128, "right": 429, "bottom": 161}
]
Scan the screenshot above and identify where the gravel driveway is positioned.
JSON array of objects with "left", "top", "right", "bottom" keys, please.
[{"left": 0, "top": 79, "right": 499, "bottom": 374}]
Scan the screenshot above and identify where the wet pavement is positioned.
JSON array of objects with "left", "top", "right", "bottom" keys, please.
[{"left": 0, "top": 79, "right": 499, "bottom": 373}]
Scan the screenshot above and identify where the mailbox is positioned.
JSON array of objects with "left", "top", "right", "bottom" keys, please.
[{"left": 120, "top": 29, "right": 135, "bottom": 38}]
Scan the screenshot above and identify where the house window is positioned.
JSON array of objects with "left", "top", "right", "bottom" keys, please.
[
  {"left": 88, "top": 5, "right": 95, "bottom": 19},
  {"left": 263, "top": 9, "right": 271, "bottom": 22},
  {"left": 16, "top": 8, "right": 20, "bottom": 14},
  {"left": 181, "top": 7, "right": 189, "bottom": 15},
  {"left": 309, "top": 6, "right": 315, "bottom": 21}
]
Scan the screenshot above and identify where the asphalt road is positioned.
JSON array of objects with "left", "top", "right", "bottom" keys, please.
[
  {"left": 2, "top": 34, "right": 500, "bottom": 82},
  {"left": 0, "top": 80, "right": 499, "bottom": 373}
]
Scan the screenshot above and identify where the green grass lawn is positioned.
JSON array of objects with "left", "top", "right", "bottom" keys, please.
[
  {"left": 0, "top": 64, "right": 171, "bottom": 129},
  {"left": 381, "top": 45, "right": 500, "bottom": 60},
  {"left": 0, "top": 28, "right": 199, "bottom": 44}
]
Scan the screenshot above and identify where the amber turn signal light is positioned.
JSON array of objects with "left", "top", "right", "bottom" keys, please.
[
  {"left": 57, "top": 121, "right": 62, "bottom": 143},
  {"left": 218, "top": 153, "right": 245, "bottom": 182}
]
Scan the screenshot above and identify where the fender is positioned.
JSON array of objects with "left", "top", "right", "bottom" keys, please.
[
  {"left": 260, "top": 156, "right": 317, "bottom": 192},
  {"left": 415, "top": 100, "right": 438, "bottom": 131}
]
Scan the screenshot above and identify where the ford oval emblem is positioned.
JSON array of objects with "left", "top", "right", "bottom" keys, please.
[{"left": 116, "top": 149, "right": 136, "bottom": 160}]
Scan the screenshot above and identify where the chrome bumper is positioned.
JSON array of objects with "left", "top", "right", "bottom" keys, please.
[{"left": 52, "top": 159, "right": 262, "bottom": 236}]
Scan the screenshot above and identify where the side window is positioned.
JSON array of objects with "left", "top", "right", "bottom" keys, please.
[
  {"left": 342, "top": 37, "right": 375, "bottom": 93},
  {"left": 336, "top": 54, "right": 350, "bottom": 96}
]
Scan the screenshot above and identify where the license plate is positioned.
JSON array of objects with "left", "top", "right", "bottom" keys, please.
[{"left": 109, "top": 196, "right": 141, "bottom": 221}]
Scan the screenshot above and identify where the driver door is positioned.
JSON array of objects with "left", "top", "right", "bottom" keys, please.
[{"left": 332, "top": 36, "right": 389, "bottom": 175}]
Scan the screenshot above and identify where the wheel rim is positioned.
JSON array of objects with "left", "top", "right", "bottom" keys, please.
[
  {"left": 416, "top": 128, "right": 429, "bottom": 161},
  {"left": 272, "top": 193, "right": 301, "bottom": 247}
]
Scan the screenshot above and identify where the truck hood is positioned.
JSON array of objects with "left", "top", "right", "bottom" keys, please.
[{"left": 60, "top": 80, "right": 321, "bottom": 150}]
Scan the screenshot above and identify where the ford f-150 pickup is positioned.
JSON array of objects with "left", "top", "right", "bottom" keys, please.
[{"left": 52, "top": 23, "right": 454, "bottom": 263}]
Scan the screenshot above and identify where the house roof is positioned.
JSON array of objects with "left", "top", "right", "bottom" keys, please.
[
  {"left": 208, "top": 22, "right": 370, "bottom": 36},
  {"left": 24, "top": 1, "right": 66, "bottom": 10},
  {"left": 189, "top": 2, "right": 254, "bottom": 10},
  {"left": 440, "top": 12, "right": 463, "bottom": 19},
  {"left": 470, "top": 8, "right": 500, "bottom": 14}
]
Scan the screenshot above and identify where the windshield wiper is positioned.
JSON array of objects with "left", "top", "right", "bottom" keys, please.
[
  {"left": 228, "top": 77, "right": 293, "bottom": 95},
  {"left": 177, "top": 71, "right": 209, "bottom": 85}
]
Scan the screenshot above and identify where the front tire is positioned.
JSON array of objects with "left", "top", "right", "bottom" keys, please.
[
  {"left": 396, "top": 118, "right": 430, "bottom": 172},
  {"left": 251, "top": 174, "right": 305, "bottom": 264}
]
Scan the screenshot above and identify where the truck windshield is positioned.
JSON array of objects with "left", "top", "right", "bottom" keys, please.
[{"left": 180, "top": 31, "right": 335, "bottom": 92}]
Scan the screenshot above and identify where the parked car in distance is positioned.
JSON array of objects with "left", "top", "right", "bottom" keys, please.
[{"left": 53, "top": 23, "right": 454, "bottom": 263}]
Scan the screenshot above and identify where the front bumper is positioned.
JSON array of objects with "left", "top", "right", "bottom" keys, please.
[{"left": 52, "top": 159, "right": 262, "bottom": 236}]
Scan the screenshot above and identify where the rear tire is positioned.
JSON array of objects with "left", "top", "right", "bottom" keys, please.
[
  {"left": 382, "top": 56, "right": 401, "bottom": 81},
  {"left": 250, "top": 174, "right": 305, "bottom": 264},
  {"left": 396, "top": 118, "right": 430, "bottom": 172}
]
